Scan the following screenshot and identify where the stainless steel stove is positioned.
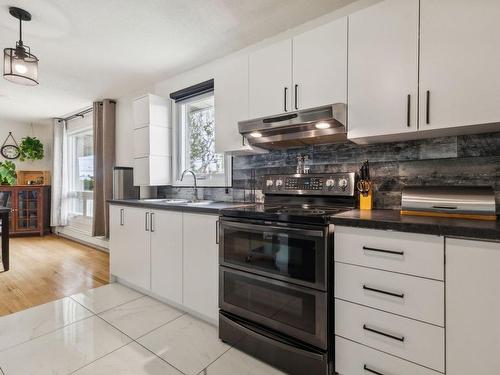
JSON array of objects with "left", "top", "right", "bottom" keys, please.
[{"left": 218, "top": 173, "right": 357, "bottom": 375}]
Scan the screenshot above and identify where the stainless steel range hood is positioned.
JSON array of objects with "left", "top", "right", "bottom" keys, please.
[{"left": 238, "top": 103, "right": 347, "bottom": 150}]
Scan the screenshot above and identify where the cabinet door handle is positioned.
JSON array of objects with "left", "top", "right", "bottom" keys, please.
[
  {"left": 406, "top": 94, "right": 411, "bottom": 127},
  {"left": 284, "top": 87, "right": 288, "bottom": 112},
  {"left": 150, "top": 212, "right": 155, "bottom": 232},
  {"left": 362, "top": 246, "right": 404, "bottom": 256},
  {"left": 294, "top": 84, "right": 299, "bottom": 110},
  {"left": 363, "top": 324, "right": 405, "bottom": 342},
  {"left": 216, "top": 220, "right": 220, "bottom": 244},
  {"left": 426, "top": 90, "right": 430, "bottom": 124},
  {"left": 145, "top": 212, "right": 149, "bottom": 232},
  {"left": 363, "top": 285, "right": 405, "bottom": 299},
  {"left": 364, "top": 364, "right": 385, "bottom": 375},
  {"left": 120, "top": 208, "right": 124, "bottom": 226}
]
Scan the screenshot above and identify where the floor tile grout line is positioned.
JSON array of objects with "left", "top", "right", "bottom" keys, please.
[
  {"left": 67, "top": 341, "right": 131, "bottom": 375},
  {"left": 195, "top": 345, "right": 233, "bottom": 375},
  {"left": 70, "top": 293, "right": 145, "bottom": 315},
  {"left": 0, "top": 314, "right": 96, "bottom": 354},
  {"left": 131, "top": 337, "right": 188, "bottom": 375},
  {"left": 133, "top": 312, "right": 187, "bottom": 341}
]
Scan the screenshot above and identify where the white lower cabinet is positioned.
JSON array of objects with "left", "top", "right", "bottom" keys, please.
[
  {"left": 150, "top": 210, "right": 183, "bottom": 305},
  {"left": 110, "top": 205, "right": 151, "bottom": 291},
  {"left": 109, "top": 204, "right": 219, "bottom": 324},
  {"left": 446, "top": 238, "right": 500, "bottom": 375},
  {"left": 336, "top": 336, "right": 442, "bottom": 375},
  {"left": 335, "top": 299, "right": 445, "bottom": 372},
  {"left": 182, "top": 213, "right": 219, "bottom": 322}
]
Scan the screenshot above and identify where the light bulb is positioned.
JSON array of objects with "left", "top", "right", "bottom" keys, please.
[
  {"left": 14, "top": 63, "right": 28, "bottom": 74},
  {"left": 315, "top": 121, "right": 331, "bottom": 129},
  {"left": 249, "top": 131, "right": 263, "bottom": 138}
]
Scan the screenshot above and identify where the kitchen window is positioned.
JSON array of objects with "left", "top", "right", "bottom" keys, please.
[
  {"left": 66, "top": 115, "right": 94, "bottom": 232},
  {"left": 172, "top": 80, "right": 231, "bottom": 187}
]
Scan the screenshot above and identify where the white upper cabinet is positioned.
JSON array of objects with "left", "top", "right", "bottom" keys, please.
[
  {"left": 214, "top": 54, "right": 248, "bottom": 153},
  {"left": 348, "top": 0, "right": 419, "bottom": 140},
  {"left": 293, "top": 17, "right": 347, "bottom": 110},
  {"left": 132, "top": 94, "right": 171, "bottom": 186},
  {"left": 249, "top": 39, "right": 293, "bottom": 118},
  {"left": 132, "top": 94, "right": 168, "bottom": 129},
  {"left": 419, "top": 0, "right": 500, "bottom": 131}
]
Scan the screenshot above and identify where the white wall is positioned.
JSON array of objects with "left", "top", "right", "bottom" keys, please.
[
  {"left": 0, "top": 119, "right": 53, "bottom": 172},
  {"left": 114, "top": 0, "right": 381, "bottom": 167}
]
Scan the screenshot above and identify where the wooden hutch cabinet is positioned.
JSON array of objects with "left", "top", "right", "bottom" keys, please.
[{"left": 0, "top": 186, "right": 51, "bottom": 236}]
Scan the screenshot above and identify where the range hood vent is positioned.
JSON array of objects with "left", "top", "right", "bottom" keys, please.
[{"left": 238, "top": 103, "right": 347, "bottom": 150}]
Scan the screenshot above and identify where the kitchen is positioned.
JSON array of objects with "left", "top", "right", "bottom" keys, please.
[{"left": 0, "top": 0, "right": 499, "bottom": 374}]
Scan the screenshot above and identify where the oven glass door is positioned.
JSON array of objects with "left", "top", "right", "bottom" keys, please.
[
  {"left": 220, "top": 267, "right": 327, "bottom": 349},
  {"left": 219, "top": 219, "right": 327, "bottom": 290}
]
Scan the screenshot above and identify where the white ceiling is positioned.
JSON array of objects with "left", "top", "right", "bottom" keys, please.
[{"left": 0, "top": 0, "right": 356, "bottom": 123}]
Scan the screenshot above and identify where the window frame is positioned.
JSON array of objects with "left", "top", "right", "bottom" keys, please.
[{"left": 171, "top": 90, "right": 232, "bottom": 188}]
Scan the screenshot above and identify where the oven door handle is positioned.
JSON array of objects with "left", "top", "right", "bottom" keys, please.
[{"left": 219, "top": 220, "right": 325, "bottom": 238}]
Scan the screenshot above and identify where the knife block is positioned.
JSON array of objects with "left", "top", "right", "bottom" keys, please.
[{"left": 360, "top": 190, "right": 373, "bottom": 210}]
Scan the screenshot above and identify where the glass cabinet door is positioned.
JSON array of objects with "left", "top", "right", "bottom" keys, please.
[
  {"left": 16, "top": 188, "right": 39, "bottom": 231},
  {"left": 0, "top": 190, "right": 13, "bottom": 230}
]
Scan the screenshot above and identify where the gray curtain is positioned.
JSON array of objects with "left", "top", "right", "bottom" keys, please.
[{"left": 92, "top": 99, "right": 116, "bottom": 237}]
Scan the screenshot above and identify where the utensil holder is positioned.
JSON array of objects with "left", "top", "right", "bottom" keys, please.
[{"left": 360, "top": 190, "right": 373, "bottom": 210}]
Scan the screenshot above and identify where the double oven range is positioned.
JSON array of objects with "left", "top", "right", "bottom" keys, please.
[{"left": 218, "top": 172, "right": 356, "bottom": 375}]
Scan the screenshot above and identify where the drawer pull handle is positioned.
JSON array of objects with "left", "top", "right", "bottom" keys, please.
[
  {"left": 363, "top": 246, "right": 404, "bottom": 256},
  {"left": 363, "top": 324, "right": 405, "bottom": 342},
  {"left": 363, "top": 285, "right": 405, "bottom": 299},
  {"left": 364, "top": 365, "right": 385, "bottom": 375}
]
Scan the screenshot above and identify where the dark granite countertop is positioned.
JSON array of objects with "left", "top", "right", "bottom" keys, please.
[
  {"left": 331, "top": 209, "right": 500, "bottom": 241},
  {"left": 108, "top": 199, "right": 253, "bottom": 214}
]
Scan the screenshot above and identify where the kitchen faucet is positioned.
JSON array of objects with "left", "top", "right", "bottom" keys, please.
[{"left": 181, "top": 169, "right": 198, "bottom": 202}]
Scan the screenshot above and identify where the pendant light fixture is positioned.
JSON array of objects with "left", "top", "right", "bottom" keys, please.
[{"left": 3, "top": 7, "right": 39, "bottom": 86}]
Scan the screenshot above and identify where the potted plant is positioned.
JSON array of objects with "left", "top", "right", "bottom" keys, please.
[
  {"left": 0, "top": 161, "right": 17, "bottom": 185},
  {"left": 19, "top": 136, "right": 44, "bottom": 162}
]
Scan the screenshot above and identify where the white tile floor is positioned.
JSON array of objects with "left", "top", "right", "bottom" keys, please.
[{"left": 0, "top": 283, "right": 286, "bottom": 375}]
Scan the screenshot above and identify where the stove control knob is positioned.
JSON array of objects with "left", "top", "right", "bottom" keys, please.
[
  {"left": 266, "top": 179, "right": 274, "bottom": 187},
  {"left": 276, "top": 179, "right": 284, "bottom": 189},
  {"left": 325, "top": 179, "right": 335, "bottom": 189},
  {"left": 339, "top": 178, "right": 348, "bottom": 191}
]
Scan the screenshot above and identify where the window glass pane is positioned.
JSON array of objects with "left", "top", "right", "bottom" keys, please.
[
  {"left": 177, "top": 92, "right": 228, "bottom": 184},
  {"left": 67, "top": 125, "right": 94, "bottom": 222}
]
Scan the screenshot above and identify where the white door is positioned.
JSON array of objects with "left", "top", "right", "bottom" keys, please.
[
  {"left": 419, "top": 0, "right": 500, "bottom": 130},
  {"left": 348, "top": 0, "right": 419, "bottom": 140},
  {"left": 182, "top": 213, "right": 219, "bottom": 322},
  {"left": 214, "top": 54, "right": 249, "bottom": 153},
  {"left": 446, "top": 238, "right": 500, "bottom": 375},
  {"left": 110, "top": 206, "right": 151, "bottom": 291},
  {"left": 150, "top": 210, "right": 183, "bottom": 304},
  {"left": 293, "top": 17, "right": 347, "bottom": 110},
  {"left": 249, "top": 39, "right": 293, "bottom": 118}
]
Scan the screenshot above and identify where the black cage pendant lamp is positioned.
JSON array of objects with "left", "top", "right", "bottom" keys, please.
[{"left": 3, "top": 7, "right": 39, "bottom": 86}]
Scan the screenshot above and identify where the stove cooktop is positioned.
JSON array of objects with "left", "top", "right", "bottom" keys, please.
[{"left": 221, "top": 203, "right": 353, "bottom": 225}]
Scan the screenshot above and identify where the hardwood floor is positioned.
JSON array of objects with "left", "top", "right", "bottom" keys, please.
[{"left": 0, "top": 235, "right": 109, "bottom": 316}]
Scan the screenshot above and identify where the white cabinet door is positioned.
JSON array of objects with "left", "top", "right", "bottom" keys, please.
[
  {"left": 249, "top": 39, "right": 292, "bottom": 118},
  {"left": 214, "top": 54, "right": 248, "bottom": 153},
  {"left": 293, "top": 18, "right": 347, "bottom": 110},
  {"left": 348, "top": 0, "right": 419, "bottom": 140},
  {"left": 182, "top": 213, "right": 219, "bottom": 322},
  {"left": 150, "top": 210, "right": 183, "bottom": 304},
  {"left": 110, "top": 206, "right": 151, "bottom": 291},
  {"left": 132, "top": 94, "right": 168, "bottom": 129},
  {"left": 419, "top": 0, "right": 500, "bottom": 131},
  {"left": 446, "top": 238, "right": 500, "bottom": 375},
  {"left": 133, "top": 156, "right": 171, "bottom": 186}
]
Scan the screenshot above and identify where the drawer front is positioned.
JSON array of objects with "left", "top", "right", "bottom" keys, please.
[
  {"left": 335, "top": 226, "right": 444, "bottom": 280},
  {"left": 335, "top": 299, "right": 445, "bottom": 372},
  {"left": 335, "top": 262, "right": 444, "bottom": 326},
  {"left": 335, "top": 336, "right": 442, "bottom": 375}
]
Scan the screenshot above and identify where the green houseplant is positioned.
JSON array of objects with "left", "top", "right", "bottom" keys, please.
[
  {"left": 19, "top": 136, "right": 44, "bottom": 162},
  {"left": 0, "top": 161, "right": 17, "bottom": 185}
]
